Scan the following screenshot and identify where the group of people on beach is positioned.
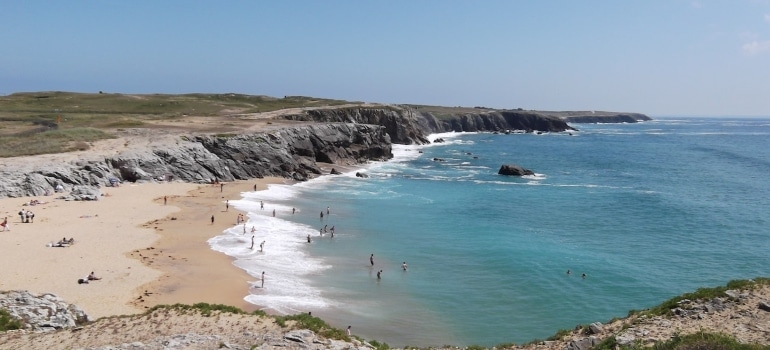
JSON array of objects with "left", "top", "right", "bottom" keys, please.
[
  {"left": 1, "top": 209, "right": 38, "bottom": 231},
  {"left": 18, "top": 209, "right": 35, "bottom": 223}
]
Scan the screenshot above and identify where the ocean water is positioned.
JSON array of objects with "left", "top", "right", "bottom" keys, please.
[{"left": 208, "top": 117, "right": 770, "bottom": 347}]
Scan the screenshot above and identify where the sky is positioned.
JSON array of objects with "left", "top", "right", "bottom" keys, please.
[{"left": 2, "top": 1, "right": 770, "bottom": 116}]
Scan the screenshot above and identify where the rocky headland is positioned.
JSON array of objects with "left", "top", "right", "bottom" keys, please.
[
  {"left": 0, "top": 99, "right": 643, "bottom": 199},
  {"left": 1, "top": 280, "right": 768, "bottom": 350}
]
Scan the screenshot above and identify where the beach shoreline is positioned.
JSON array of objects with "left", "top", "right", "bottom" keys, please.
[
  {"left": 133, "top": 177, "right": 291, "bottom": 314},
  {"left": 0, "top": 178, "right": 289, "bottom": 319}
]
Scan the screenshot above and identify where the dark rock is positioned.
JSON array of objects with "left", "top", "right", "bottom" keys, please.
[
  {"left": 759, "top": 301, "right": 770, "bottom": 312},
  {"left": 498, "top": 164, "right": 534, "bottom": 176},
  {"left": 355, "top": 172, "right": 369, "bottom": 178},
  {"left": 330, "top": 168, "right": 342, "bottom": 175}
]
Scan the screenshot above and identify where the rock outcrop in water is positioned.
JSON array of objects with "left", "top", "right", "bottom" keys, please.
[{"left": 498, "top": 164, "right": 535, "bottom": 176}]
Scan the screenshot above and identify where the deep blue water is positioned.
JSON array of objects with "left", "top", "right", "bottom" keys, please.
[{"left": 212, "top": 117, "right": 770, "bottom": 347}]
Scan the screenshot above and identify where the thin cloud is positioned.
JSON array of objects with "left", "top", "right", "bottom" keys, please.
[
  {"left": 743, "top": 39, "right": 770, "bottom": 54},
  {"left": 765, "top": 13, "right": 770, "bottom": 22}
]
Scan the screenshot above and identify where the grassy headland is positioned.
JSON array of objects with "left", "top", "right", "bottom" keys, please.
[{"left": 0, "top": 92, "right": 356, "bottom": 157}]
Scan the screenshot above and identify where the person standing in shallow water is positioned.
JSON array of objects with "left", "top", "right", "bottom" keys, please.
[
  {"left": 402, "top": 261, "right": 408, "bottom": 271},
  {"left": 370, "top": 254, "right": 374, "bottom": 266}
]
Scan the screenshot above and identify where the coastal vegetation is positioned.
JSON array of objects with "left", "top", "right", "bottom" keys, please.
[
  {"left": 637, "top": 277, "right": 770, "bottom": 318},
  {"left": 0, "top": 309, "right": 22, "bottom": 332},
  {"left": 0, "top": 91, "right": 357, "bottom": 157}
]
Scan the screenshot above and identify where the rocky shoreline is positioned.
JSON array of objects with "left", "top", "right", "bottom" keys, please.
[
  {"left": 0, "top": 104, "right": 644, "bottom": 199},
  {"left": 1, "top": 280, "right": 768, "bottom": 350}
]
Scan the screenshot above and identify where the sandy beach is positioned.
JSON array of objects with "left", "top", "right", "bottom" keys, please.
[{"left": 0, "top": 177, "right": 287, "bottom": 319}]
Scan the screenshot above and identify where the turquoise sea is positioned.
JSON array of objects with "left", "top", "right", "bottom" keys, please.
[{"left": 209, "top": 117, "right": 770, "bottom": 347}]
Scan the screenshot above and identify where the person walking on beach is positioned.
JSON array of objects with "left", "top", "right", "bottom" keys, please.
[
  {"left": 261, "top": 271, "right": 265, "bottom": 288},
  {"left": 292, "top": 207, "right": 296, "bottom": 215},
  {"left": 260, "top": 241, "right": 265, "bottom": 252},
  {"left": 272, "top": 209, "right": 275, "bottom": 217},
  {"left": 250, "top": 235, "right": 255, "bottom": 249},
  {"left": 225, "top": 200, "right": 229, "bottom": 212},
  {"left": 326, "top": 206, "right": 330, "bottom": 215},
  {"left": 260, "top": 201, "right": 264, "bottom": 210},
  {"left": 377, "top": 269, "right": 382, "bottom": 280},
  {"left": 370, "top": 254, "right": 374, "bottom": 266},
  {"left": 254, "top": 184, "right": 257, "bottom": 191},
  {"left": 164, "top": 196, "right": 167, "bottom": 205},
  {"left": 346, "top": 326, "right": 351, "bottom": 337},
  {"left": 251, "top": 226, "right": 256, "bottom": 234},
  {"left": 220, "top": 183, "right": 224, "bottom": 192},
  {"left": 0, "top": 217, "right": 8, "bottom": 232},
  {"left": 307, "top": 234, "right": 311, "bottom": 243},
  {"left": 210, "top": 215, "right": 215, "bottom": 225}
]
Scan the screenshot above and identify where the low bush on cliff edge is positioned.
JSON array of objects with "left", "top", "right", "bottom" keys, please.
[
  {"left": 274, "top": 313, "right": 349, "bottom": 341},
  {"left": 144, "top": 303, "right": 266, "bottom": 317},
  {"left": 0, "top": 308, "right": 22, "bottom": 332},
  {"left": 594, "top": 332, "right": 770, "bottom": 350},
  {"left": 640, "top": 278, "right": 770, "bottom": 317}
]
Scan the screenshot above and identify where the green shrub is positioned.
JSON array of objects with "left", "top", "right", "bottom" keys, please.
[
  {"left": 0, "top": 308, "right": 22, "bottom": 332},
  {"left": 650, "top": 331, "right": 769, "bottom": 350},
  {"left": 273, "top": 313, "right": 348, "bottom": 341}
]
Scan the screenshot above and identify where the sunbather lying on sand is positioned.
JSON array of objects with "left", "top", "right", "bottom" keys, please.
[{"left": 52, "top": 237, "right": 75, "bottom": 247}]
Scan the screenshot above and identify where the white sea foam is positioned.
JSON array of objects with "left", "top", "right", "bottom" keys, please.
[{"left": 208, "top": 198, "right": 333, "bottom": 314}]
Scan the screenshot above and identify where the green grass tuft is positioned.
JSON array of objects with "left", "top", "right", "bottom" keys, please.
[
  {"left": 0, "top": 308, "right": 22, "bottom": 331},
  {"left": 273, "top": 313, "right": 349, "bottom": 341},
  {"left": 650, "top": 331, "right": 769, "bottom": 350}
]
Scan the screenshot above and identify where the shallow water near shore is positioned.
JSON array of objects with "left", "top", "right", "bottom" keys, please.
[{"left": 210, "top": 117, "right": 770, "bottom": 347}]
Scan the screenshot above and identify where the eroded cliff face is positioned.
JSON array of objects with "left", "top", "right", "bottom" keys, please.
[
  {"left": 279, "top": 107, "right": 432, "bottom": 144},
  {"left": 420, "top": 110, "right": 576, "bottom": 133},
  {"left": 279, "top": 106, "right": 577, "bottom": 141},
  {"left": 0, "top": 105, "right": 590, "bottom": 198},
  {"left": 0, "top": 123, "right": 391, "bottom": 198}
]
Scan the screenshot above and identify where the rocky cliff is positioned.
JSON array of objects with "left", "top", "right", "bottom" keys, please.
[
  {"left": 0, "top": 105, "right": 617, "bottom": 198},
  {"left": 539, "top": 111, "right": 652, "bottom": 123},
  {"left": 0, "top": 123, "right": 391, "bottom": 198},
  {"left": 279, "top": 106, "right": 577, "bottom": 140}
]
